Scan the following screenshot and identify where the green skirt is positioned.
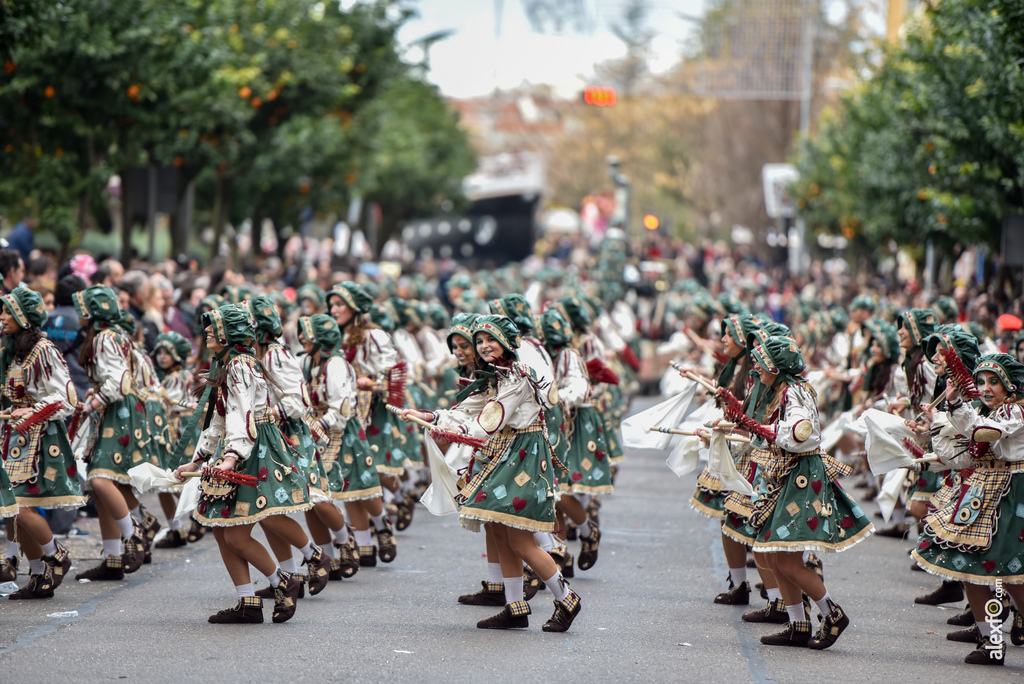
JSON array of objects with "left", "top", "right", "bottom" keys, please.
[
  {"left": 280, "top": 416, "right": 327, "bottom": 501},
  {"left": 367, "top": 398, "right": 403, "bottom": 476},
  {"left": 0, "top": 464, "right": 19, "bottom": 518},
  {"left": 913, "top": 472, "right": 1024, "bottom": 585},
  {"left": 545, "top": 404, "right": 568, "bottom": 467},
  {"left": 459, "top": 428, "right": 556, "bottom": 533},
  {"left": 751, "top": 454, "right": 873, "bottom": 553},
  {"left": 193, "top": 422, "right": 313, "bottom": 527},
  {"left": 146, "top": 398, "right": 178, "bottom": 491},
  {"left": 12, "top": 420, "right": 87, "bottom": 509},
  {"left": 908, "top": 469, "right": 942, "bottom": 502},
  {"left": 721, "top": 463, "right": 763, "bottom": 545},
  {"left": 562, "top": 406, "right": 613, "bottom": 495},
  {"left": 336, "top": 420, "right": 382, "bottom": 501},
  {"left": 400, "top": 383, "right": 430, "bottom": 467},
  {"left": 87, "top": 394, "right": 155, "bottom": 486},
  {"left": 600, "top": 390, "right": 626, "bottom": 464}
]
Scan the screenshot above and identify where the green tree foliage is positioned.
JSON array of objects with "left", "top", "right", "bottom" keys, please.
[
  {"left": 0, "top": 0, "right": 474, "bottom": 261},
  {"left": 793, "top": 1, "right": 1024, "bottom": 252}
]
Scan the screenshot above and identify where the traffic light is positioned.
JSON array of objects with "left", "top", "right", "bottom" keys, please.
[
  {"left": 643, "top": 214, "right": 659, "bottom": 230},
  {"left": 583, "top": 86, "right": 617, "bottom": 107}
]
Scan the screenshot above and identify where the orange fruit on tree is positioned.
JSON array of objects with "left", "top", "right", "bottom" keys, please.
[
  {"left": 44, "top": 86, "right": 55, "bottom": 98},
  {"left": 250, "top": 97, "right": 262, "bottom": 108},
  {"left": 238, "top": 86, "right": 252, "bottom": 99}
]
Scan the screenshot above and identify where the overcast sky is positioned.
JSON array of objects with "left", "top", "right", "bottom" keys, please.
[{"left": 397, "top": 0, "right": 706, "bottom": 98}]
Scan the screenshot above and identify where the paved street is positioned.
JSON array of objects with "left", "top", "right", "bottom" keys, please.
[{"left": 2, "top": 397, "right": 1024, "bottom": 683}]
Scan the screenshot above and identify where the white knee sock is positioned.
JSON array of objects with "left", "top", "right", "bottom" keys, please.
[
  {"left": 534, "top": 532, "right": 555, "bottom": 552},
  {"left": 235, "top": 583, "right": 255, "bottom": 598},
  {"left": 6, "top": 541, "right": 19, "bottom": 556},
  {"left": 115, "top": 514, "right": 135, "bottom": 540},
  {"left": 267, "top": 569, "right": 283, "bottom": 587},
  {"left": 383, "top": 488, "right": 395, "bottom": 504},
  {"left": 29, "top": 558, "right": 46, "bottom": 574},
  {"left": 370, "top": 513, "right": 386, "bottom": 531},
  {"left": 280, "top": 557, "right": 298, "bottom": 574},
  {"left": 577, "top": 520, "right": 592, "bottom": 538},
  {"left": 102, "top": 539, "right": 122, "bottom": 558},
  {"left": 503, "top": 577, "right": 525, "bottom": 603},
  {"left": 786, "top": 604, "right": 806, "bottom": 622},
  {"left": 354, "top": 529, "right": 372, "bottom": 547},
  {"left": 130, "top": 505, "right": 143, "bottom": 521},
  {"left": 487, "top": 563, "right": 503, "bottom": 584},
  {"left": 168, "top": 518, "right": 183, "bottom": 531},
  {"left": 813, "top": 591, "right": 833, "bottom": 616},
  {"left": 331, "top": 526, "right": 349, "bottom": 544},
  {"left": 298, "top": 541, "right": 315, "bottom": 560},
  {"left": 977, "top": 621, "right": 995, "bottom": 639},
  {"left": 892, "top": 508, "right": 906, "bottom": 524},
  {"left": 41, "top": 539, "right": 57, "bottom": 557},
  {"left": 766, "top": 587, "right": 782, "bottom": 602},
  {"left": 729, "top": 568, "right": 747, "bottom": 586},
  {"left": 542, "top": 571, "right": 570, "bottom": 602}
]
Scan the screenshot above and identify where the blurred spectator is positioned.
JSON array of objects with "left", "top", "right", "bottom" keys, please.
[
  {"left": 43, "top": 274, "right": 90, "bottom": 401},
  {"left": 26, "top": 256, "right": 55, "bottom": 290},
  {"left": 153, "top": 276, "right": 193, "bottom": 341},
  {"left": 94, "top": 258, "right": 124, "bottom": 287},
  {"left": 120, "top": 270, "right": 159, "bottom": 352},
  {"left": 6, "top": 214, "right": 36, "bottom": 261},
  {"left": 0, "top": 249, "right": 25, "bottom": 294}
]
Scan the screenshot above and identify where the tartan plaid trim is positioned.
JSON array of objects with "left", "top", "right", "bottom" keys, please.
[
  {"left": 507, "top": 600, "right": 531, "bottom": 617},
  {"left": 357, "top": 545, "right": 376, "bottom": 556},
  {"left": 104, "top": 554, "right": 123, "bottom": 569},
  {"left": 925, "top": 467, "right": 1013, "bottom": 551},
  {"left": 559, "top": 589, "right": 581, "bottom": 613},
  {"left": 240, "top": 596, "right": 262, "bottom": 609},
  {"left": 484, "top": 581, "right": 505, "bottom": 592}
]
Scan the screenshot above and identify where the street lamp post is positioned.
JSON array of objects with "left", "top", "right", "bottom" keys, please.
[{"left": 608, "top": 155, "right": 632, "bottom": 241}]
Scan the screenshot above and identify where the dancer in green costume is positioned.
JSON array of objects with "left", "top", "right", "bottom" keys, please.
[{"left": 1, "top": 288, "right": 84, "bottom": 599}]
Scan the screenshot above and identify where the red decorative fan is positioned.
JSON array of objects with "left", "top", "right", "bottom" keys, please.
[
  {"left": 586, "top": 358, "right": 620, "bottom": 385},
  {"left": 202, "top": 466, "right": 259, "bottom": 488},
  {"left": 902, "top": 437, "right": 925, "bottom": 459},
  {"left": 717, "top": 387, "right": 777, "bottom": 443},
  {"left": 942, "top": 349, "right": 980, "bottom": 401},
  {"left": 7, "top": 402, "right": 64, "bottom": 435},
  {"left": 387, "top": 362, "right": 408, "bottom": 408},
  {"left": 385, "top": 404, "right": 487, "bottom": 449}
]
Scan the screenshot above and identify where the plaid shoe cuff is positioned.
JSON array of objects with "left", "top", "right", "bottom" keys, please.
[
  {"left": 560, "top": 590, "right": 581, "bottom": 613},
  {"left": 507, "top": 600, "right": 532, "bottom": 617},
  {"left": 358, "top": 545, "right": 376, "bottom": 556},
  {"left": 241, "top": 596, "right": 262, "bottom": 609},
  {"left": 105, "top": 555, "right": 123, "bottom": 569},
  {"left": 484, "top": 581, "right": 505, "bottom": 592}
]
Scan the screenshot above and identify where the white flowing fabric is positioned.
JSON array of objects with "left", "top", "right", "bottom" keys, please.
[
  {"left": 876, "top": 468, "right": 907, "bottom": 523},
  {"left": 420, "top": 430, "right": 462, "bottom": 516},
  {"left": 128, "top": 463, "right": 181, "bottom": 492},
  {"left": 173, "top": 477, "right": 200, "bottom": 523},
  {"left": 820, "top": 409, "right": 854, "bottom": 452},
  {"left": 622, "top": 381, "right": 698, "bottom": 451},
  {"left": 706, "top": 432, "right": 755, "bottom": 496},
  {"left": 664, "top": 400, "right": 726, "bottom": 476},
  {"left": 863, "top": 409, "right": 917, "bottom": 475}
]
